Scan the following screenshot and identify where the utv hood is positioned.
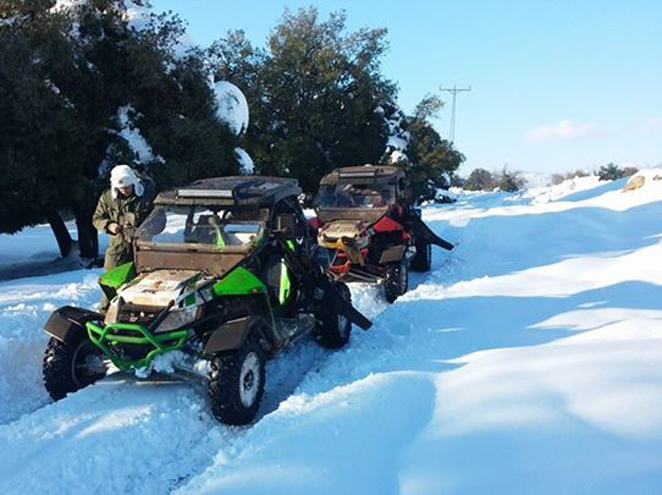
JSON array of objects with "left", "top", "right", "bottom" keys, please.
[{"left": 117, "top": 270, "right": 201, "bottom": 307}]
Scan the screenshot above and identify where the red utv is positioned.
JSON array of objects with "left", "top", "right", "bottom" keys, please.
[{"left": 311, "top": 165, "right": 454, "bottom": 302}]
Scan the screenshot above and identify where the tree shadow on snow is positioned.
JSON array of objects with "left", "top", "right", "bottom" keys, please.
[
  {"left": 381, "top": 280, "right": 662, "bottom": 375},
  {"left": 425, "top": 199, "right": 662, "bottom": 282}
]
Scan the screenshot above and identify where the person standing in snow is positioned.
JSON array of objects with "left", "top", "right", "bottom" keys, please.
[{"left": 93, "top": 164, "right": 155, "bottom": 273}]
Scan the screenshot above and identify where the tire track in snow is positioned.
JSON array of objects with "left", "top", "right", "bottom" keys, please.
[
  {"left": 0, "top": 208, "right": 455, "bottom": 493},
  {"left": 0, "top": 283, "right": 391, "bottom": 494},
  {"left": 0, "top": 271, "right": 101, "bottom": 424}
]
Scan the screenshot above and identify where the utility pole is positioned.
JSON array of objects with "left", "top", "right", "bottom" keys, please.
[{"left": 439, "top": 85, "right": 471, "bottom": 143}]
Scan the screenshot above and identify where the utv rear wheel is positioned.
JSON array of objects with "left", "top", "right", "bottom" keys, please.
[
  {"left": 207, "top": 334, "right": 266, "bottom": 425},
  {"left": 411, "top": 241, "right": 431, "bottom": 272},
  {"left": 384, "top": 260, "right": 409, "bottom": 303},
  {"left": 315, "top": 282, "right": 352, "bottom": 349},
  {"left": 43, "top": 334, "right": 107, "bottom": 401}
]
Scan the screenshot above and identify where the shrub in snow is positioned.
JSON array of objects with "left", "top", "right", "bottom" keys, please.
[
  {"left": 598, "top": 163, "right": 638, "bottom": 181},
  {"left": 494, "top": 167, "right": 527, "bottom": 192},
  {"left": 550, "top": 169, "right": 590, "bottom": 186},
  {"left": 464, "top": 168, "right": 495, "bottom": 191}
]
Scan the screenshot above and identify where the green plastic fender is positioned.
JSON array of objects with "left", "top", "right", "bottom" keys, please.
[
  {"left": 98, "top": 261, "right": 136, "bottom": 300},
  {"left": 211, "top": 267, "right": 267, "bottom": 296}
]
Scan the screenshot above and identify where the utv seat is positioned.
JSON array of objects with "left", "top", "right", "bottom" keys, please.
[{"left": 192, "top": 214, "right": 226, "bottom": 247}]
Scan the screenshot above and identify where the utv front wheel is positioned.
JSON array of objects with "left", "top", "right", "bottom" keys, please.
[
  {"left": 207, "top": 334, "right": 266, "bottom": 425},
  {"left": 384, "top": 260, "right": 409, "bottom": 303},
  {"left": 43, "top": 334, "right": 107, "bottom": 401},
  {"left": 315, "top": 282, "right": 352, "bottom": 349},
  {"left": 411, "top": 241, "right": 431, "bottom": 272}
]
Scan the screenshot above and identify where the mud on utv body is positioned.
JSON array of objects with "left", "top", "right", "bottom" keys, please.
[
  {"left": 42, "top": 176, "right": 371, "bottom": 425},
  {"left": 313, "top": 166, "right": 454, "bottom": 302}
]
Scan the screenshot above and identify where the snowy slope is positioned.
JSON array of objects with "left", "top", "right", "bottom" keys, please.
[{"left": 1, "top": 177, "right": 661, "bottom": 494}]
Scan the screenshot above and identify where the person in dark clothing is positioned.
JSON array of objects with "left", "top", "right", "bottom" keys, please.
[{"left": 92, "top": 165, "right": 155, "bottom": 310}]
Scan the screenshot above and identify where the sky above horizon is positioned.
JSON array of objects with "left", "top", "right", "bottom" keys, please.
[{"left": 152, "top": 0, "right": 661, "bottom": 175}]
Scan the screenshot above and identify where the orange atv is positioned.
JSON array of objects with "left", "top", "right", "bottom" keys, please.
[{"left": 311, "top": 166, "right": 454, "bottom": 302}]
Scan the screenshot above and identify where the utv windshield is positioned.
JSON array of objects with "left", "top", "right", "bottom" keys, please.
[
  {"left": 316, "top": 183, "right": 396, "bottom": 209},
  {"left": 136, "top": 205, "right": 267, "bottom": 249}
]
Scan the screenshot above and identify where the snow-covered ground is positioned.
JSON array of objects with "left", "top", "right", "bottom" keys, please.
[
  {"left": 0, "top": 223, "right": 109, "bottom": 281},
  {"left": 1, "top": 176, "right": 661, "bottom": 494}
]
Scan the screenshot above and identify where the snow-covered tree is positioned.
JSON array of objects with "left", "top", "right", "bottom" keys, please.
[
  {"left": 379, "top": 94, "right": 465, "bottom": 201},
  {"left": 0, "top": 0, "right": 239, "bottom": 258},
  {"left": 209, "top": 7, "right": 394, "bottom": 192}
]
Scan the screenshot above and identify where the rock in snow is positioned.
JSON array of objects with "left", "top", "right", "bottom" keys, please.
[{"left": 623, "top": 167, "right": 662, "bottom": 192}]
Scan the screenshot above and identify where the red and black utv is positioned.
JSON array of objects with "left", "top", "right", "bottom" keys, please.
[{"left": 311, "top": 165, "right": 454, "bottom": 302}]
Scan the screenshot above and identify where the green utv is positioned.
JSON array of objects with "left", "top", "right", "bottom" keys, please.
[{"left": 42, "top": 177, "right": 371, "bottom": 425}]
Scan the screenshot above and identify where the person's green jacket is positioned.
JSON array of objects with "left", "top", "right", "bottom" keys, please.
[{"left": 92, "top": 187, "right": 154, "bottom": 269}]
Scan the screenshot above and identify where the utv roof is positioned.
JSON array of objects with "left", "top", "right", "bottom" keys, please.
[
  {"left": 155, "top": 176, "right": 302, "bottom": 207},
  {"left": 320, "top": 165, "right": 405, "bottom": 185}
]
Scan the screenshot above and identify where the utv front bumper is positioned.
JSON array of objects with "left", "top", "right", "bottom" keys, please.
[{"left": 86, "top": 321, "right": 188, "bottom": 371}]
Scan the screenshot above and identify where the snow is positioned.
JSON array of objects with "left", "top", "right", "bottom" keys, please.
[
  {"left": 389, "top": 149, "right": 408, "bottom": 164},
  {"left": 0, "top": 222, "right": 109, "bottom": 280},
  {"left": 116, "top": 105, "right": 163, "bottom": 165},
  {"left": 1, "top": 177, "right": 662, "bottom": 493},
  {"left": 235, "top": 147, "right": 255, "bottom": 174},
  {"left": 213, "top": 81, "right": 249, "bottom": 136},
  {"left": 381, "top": 103, "right": 411, "bottom": 164},
  {"left": 0, "top": 223, "right": 74, "bottom": 272},
  {"left": 387, "top": 135, "right": 408, "bottom": 152},
  {"left": 49, "top": 0, "right": 87, "bottom": 13}
]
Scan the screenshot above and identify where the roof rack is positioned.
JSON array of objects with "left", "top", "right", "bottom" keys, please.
[{"left": 156, "top": 176, "right": 302, "bottom": 207}]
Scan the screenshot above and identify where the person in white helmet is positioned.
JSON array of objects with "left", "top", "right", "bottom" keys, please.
[{"left": 92, "top": 165, "right": 155, "bottom": 303}]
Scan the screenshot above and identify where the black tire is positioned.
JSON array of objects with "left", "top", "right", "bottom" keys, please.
[
  {"left": 384, "top": 260, "right": 409, "bottom": 303},
  {"left": 411, "top": 241, "right": 431, "bottom": 272},
  {"left": 43, "top": 334, "right": 107, "bottom": 401},
  {"left": 315, "top": 282, "right": 352, "bottom": 349},
  {"left": 207, "top": 333, "right": 266, "bottom": 425}
]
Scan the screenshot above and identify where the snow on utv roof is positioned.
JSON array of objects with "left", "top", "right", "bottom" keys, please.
[
  {"left": 155, "top": 176, "right": 302, "bottom": 207},
  {"left": 320, "top": 165, "right": 405, "bottom": 185}
]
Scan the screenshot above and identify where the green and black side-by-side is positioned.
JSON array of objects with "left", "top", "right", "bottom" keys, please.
[{"left": 42, "top": 177, "right": 372, "bottom": 425}]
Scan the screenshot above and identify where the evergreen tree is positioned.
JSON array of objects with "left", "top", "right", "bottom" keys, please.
[
  {"left": 402, "top": 95, "right": 465, "bottom": 200},
  {"left": 209, "top": 7, "right": 395, "bottom": 192},
  {"left": 0, "top": 0, "right": 238, "bottom": 258},
  {"left": 598, "top": 163, "right": 637, "bottom": 181}
]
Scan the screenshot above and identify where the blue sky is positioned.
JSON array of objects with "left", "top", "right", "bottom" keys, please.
[{"left": 153, "top": 0, "right": 661, "bottom": 175}]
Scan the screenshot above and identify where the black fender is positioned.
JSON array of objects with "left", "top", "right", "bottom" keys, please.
[
  {"left": 408, "top": 214, "right": 455, "bottom": 251},
  {"left": 276, "top": 241, "right": 372, "bottom": 330},
  {"left": 43, "top": 306, "right": 104, "bottom": 343},
  {"left": 203, "top": 316, "right": 271, "bottom": 357}
]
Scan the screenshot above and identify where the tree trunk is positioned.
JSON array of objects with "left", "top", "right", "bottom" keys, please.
[
  {"left": 74, "top": 205, "right": 99, "bottom": 260},
  {"left": 46, "top": 211, "right": 73, "bottom": 258}
]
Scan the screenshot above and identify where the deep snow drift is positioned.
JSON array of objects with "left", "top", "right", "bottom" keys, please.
[{"left": 1, "top": 176, "right": 661, "bottom": 494}]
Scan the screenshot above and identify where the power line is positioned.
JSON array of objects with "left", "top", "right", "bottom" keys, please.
[{"left": 439, "top": 85, "right": 471, "bottom": 143}]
